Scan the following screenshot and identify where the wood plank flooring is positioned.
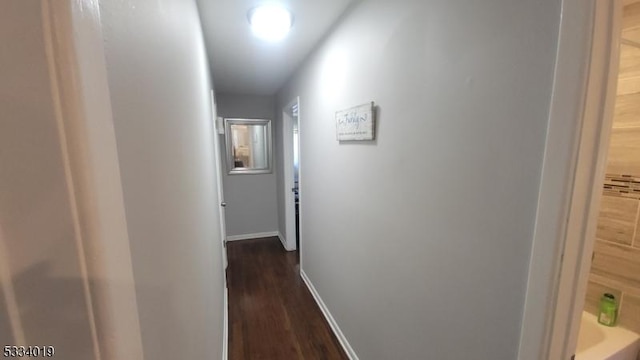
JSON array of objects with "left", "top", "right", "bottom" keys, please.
[{"left": 227, "top": 237, "right": 348, "bottom": 360}]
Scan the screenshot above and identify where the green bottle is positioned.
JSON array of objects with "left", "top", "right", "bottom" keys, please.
[{"left": 598, "top": 293, "right": 618, "bottom": 327}]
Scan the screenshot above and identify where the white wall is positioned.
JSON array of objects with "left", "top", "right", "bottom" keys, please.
[
  {"left": 216, "top": 93, "right": 279, "bottom": 238},
  {"left": 0, "top": 1, "right": 95, "bottom": 357},
  {"left": 99, "top": 0, "right": 225, "bottom": 359},
  {"left": 276, "top": 1, "right": 562, "bottom": 359}
]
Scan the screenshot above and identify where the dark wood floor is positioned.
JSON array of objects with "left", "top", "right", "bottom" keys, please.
[{"left": 228, "top": 237, "right": 348, "bottom": 360}]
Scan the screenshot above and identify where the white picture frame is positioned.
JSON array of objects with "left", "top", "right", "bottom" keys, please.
[{"left": 336, "top": 102, "right": 375, "bottom": 141}]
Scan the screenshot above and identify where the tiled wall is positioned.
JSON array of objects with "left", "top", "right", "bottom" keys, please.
[{"left": 583, "top": 3, "right": 640, "bottom": 333}]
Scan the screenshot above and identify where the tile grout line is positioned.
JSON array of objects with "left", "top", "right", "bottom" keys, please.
[
  {"left": 633, "top": 199, "right": 640, "bottom": 248},
  {"left": 597, "top": 237, "right": 636, "bottom": 249},
  {"left": 618, "top": 292, "right": 625, "bottom": 323}
]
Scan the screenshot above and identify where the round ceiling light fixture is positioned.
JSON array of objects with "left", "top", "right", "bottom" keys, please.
[{"left": 248, "top": 4, "right": 293, "bottom": 42}]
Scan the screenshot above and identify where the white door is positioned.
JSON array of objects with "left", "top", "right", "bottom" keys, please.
[
  {"left": 211, "top": 92, "right": 228, "bottom": 270},
  {"left": 283, "top": 97, "right": 300, "bottom": 252}
]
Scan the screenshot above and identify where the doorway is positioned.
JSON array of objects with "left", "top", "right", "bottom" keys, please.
[
  {"left": 283, "top": 97, "right": 301, "bottom": 252},
  {"left": 543, "top": 1, "right": 640, "bottom": 358},
  {"left": 570, "top": 3, "right": 640, "bottom": 358}
]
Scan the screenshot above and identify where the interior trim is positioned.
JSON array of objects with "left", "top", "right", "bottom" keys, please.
[
  {"left": 226, "top": 231, "right": 280, "bottom": 242},
  {"left": 300, "top": 269, "right": 359, "bottom": 360}
]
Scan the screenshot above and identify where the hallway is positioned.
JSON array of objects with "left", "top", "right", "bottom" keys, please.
[
  {"left": 0, "top": 0, "right": 604, "bottom": 358},
  {"left": 227, "top": 238, "right": 348, "bottom": 359}
]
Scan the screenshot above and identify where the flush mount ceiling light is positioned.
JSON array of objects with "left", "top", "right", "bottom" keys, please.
[{"left": 248, "top": 4, "right": 293, "bottom": 42}]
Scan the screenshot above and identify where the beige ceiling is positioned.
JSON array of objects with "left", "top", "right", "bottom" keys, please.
[{"left": 196, "top": 0, "right": 354, "bottom": 95}]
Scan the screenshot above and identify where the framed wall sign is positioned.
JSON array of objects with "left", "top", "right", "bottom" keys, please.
[{"left": 336, "top": 102, "right": 375, "bottom": 141}]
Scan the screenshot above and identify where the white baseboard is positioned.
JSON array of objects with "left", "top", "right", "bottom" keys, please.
[
  {"left": 277, "top": 232, "right": 288, "bottom": 249},
  {"left": 222, "top": 287, "right": 228, "bottom": 360},
  {"left": 300, "top": 270, "right": 359, "bottom": 360},
  {"left": 226, "top": 231, "right": 279, "bottom": 242},
  {"left": 277, "top": 232, "right": 297, "bottom": 252}
]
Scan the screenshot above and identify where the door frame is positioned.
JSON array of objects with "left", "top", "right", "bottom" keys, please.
[
  {"left": 546, "top": 2, "right": 623, "bottom": 358},
  {"left": 519, "top": 1, "right": 623, "bottom": 359},
  {"left": 211, "top": 91, "right": 228, "bottom": 271},
  {"left": 210, "top": 91, "right": 228, "bottom": 360},
  {"left": 282, "top": 97, "right": 301, "bottom": 252},
  {"left": 40, "top": 1, "right": 145, "bottom": 357}
]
